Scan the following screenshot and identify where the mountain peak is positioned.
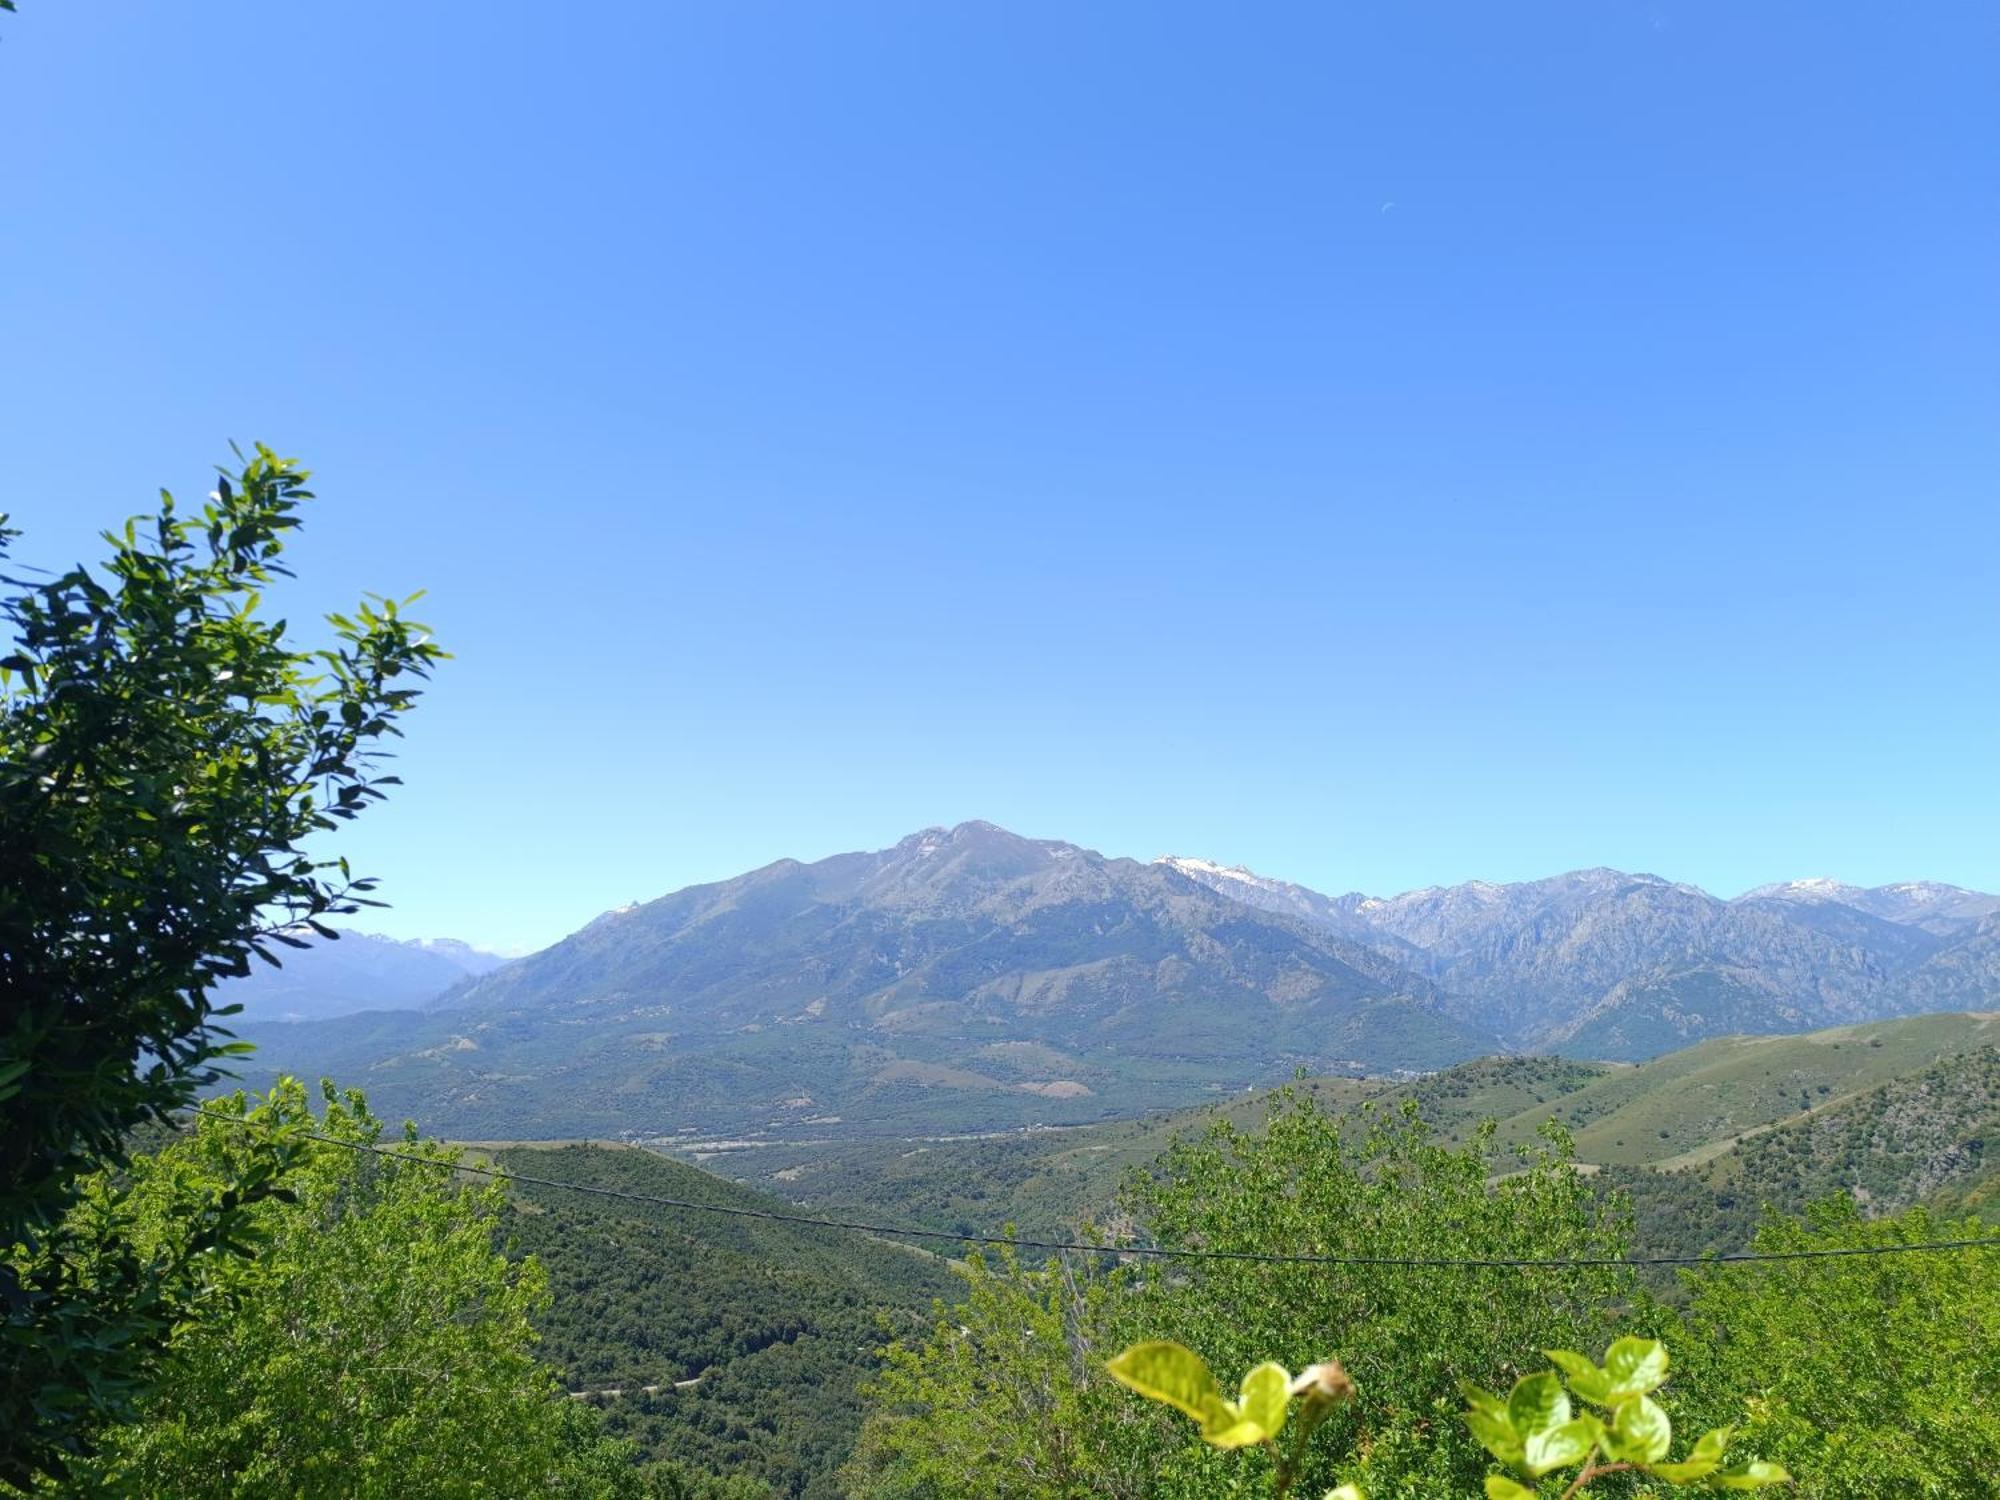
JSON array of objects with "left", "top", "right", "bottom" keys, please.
[
  {"left": 896, "top": 819, "right": 1038, "bottom": 853},
  {"left": 1156, "top": 854, "right": 1262, "bottom": 884},
  {"left": 1739, "top": 877, "right": 1864, "bottom": 903}
]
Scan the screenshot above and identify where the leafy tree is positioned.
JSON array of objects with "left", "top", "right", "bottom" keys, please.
[
  {"left": 642, "top": 1459, "right": 780, "bottom": 1500},
  {"left": 46, "top": 1078, "right": 646, "bottom": 1498},
  {"left": 0, "top": 448, "right": 444, "bottom": 1483},
  {"left": 850, "top": 1093, "right": 1637, "bottom": 1499},
  {"left": 1120, "top": 1097, "right": 1636, "bottom": 1498},
  {"left": 845, "top": 1245, "right": 1180, "bottom": 1500},
  {"left": 1674, "top": 1198, "right": 2000, "bottom": 1498}
]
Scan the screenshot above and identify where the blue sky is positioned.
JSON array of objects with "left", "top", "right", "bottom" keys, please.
[{"left": 3, "top": 3, "right": 1995, "bottom": 952}]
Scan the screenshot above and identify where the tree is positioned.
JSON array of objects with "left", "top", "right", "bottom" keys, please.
[
  {"left": 0, "top": 448, "right": 444, "bottom": 1483},
  {"left": 1116, "top": 1097, "right": 1638, "bottom": 1498},
  {"left": 845, "top": 1246, "right": 1179, "bottom": 1500},
  {"left": 849, "top": 1093, "right": 1640, "bottom": 1499},
  {"left": 49, "top": 1078, "right": 650, "bottom": 1498},
  {"left": 1673, "top": 1197, "right": 2000, "bottom": 1499}
]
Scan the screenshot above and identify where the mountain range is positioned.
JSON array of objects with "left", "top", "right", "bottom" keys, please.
[
  {"left": 219, "top": 931, "right": 509, "bottom": 1024},
  {"left": 1159, "top": 856, "right": 2000, "bottom": 1056},
  {"left": 228, "top": 822, "right": 2000, "bottom": 1140}
]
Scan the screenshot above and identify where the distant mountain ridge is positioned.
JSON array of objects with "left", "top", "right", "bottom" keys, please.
[
  {"left": 1740, "top": 877, "right": 2000, "bottom": 934},
  {"left": 1158, "top": 857, "right": 2000, "bottom": 1055},
  {"left": 221, "top": 930, "right": 509, "bottom": 1024},
  {"left": 233, "top": 827, "right": 2000, "bottom": 1140},
  {"left": 237, "top": 822, "right": 1495, "bottom": 1139}
]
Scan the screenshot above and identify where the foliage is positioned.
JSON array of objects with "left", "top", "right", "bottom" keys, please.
[
  {"left": 1461, "top": 1337, "right": 1785, "bottom": 1496},
  {"left": 849, "top": 1091, "right": 1637, "bottom": 1499},
  {"left": 43, "top": 1079, "right": 646, "bottom": 1498},
  {"left": 1674, "top": 1199, "right": 2000, "bottom": 1498},
  {"left": 1121, "top": 1096, "right": 1635, "bottom": 1497},
  {"left": 495, "top": 1144, "right": 952, "bottom": 1500},
  {"left": 844, "top": 1245, "right": 1179, "bottom": 1500},
  {"left": 0, "top": 449, "right": 443, "bottom": 1483},
  {"left": 1106, "top": 1340, "right": 1362, "bottom": 1498}
]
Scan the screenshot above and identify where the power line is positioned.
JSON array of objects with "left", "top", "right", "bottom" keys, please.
[{"left": 192, "top": 1106, "right": 2000, "bottom": 1270}]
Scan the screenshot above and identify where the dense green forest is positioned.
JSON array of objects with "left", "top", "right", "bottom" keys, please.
[{"left": 493, "top": 1145, "right": 952, "bottom": 1499}]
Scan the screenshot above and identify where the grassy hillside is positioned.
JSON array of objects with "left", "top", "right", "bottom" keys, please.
[
  {"left": 1608, "top": 1042, "right": 2000, "bottom": 1260},
  {"left": 680, "top": 1014, "right": 2000, "bottom": 1258},
  {"left": 1479, "top": 1011, "right": 2000, "bottom": 1164},
  {"left": 488, "top": 1144, "right": 953, "bottom": 1499}
]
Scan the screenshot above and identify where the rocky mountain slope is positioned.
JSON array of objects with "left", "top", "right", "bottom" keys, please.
[
  {"left": 236, "top": 823, "right": 1492, "bottom": 1138},
  {"left": 1160, "top": 859, "right": 2000, "bottom": 1056}
]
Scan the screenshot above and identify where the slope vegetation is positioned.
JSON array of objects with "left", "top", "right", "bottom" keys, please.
[{"left": 491, "top": 1143, "right": 953, "bottom": 1499}]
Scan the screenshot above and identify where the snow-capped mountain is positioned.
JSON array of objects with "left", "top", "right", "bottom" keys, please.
[
  {"left": 1736, "top": 879, "right": 2000, "bottom": 936},
  {"left": 1161, "top": 857, "right": 2000, "bottom": 1056}
]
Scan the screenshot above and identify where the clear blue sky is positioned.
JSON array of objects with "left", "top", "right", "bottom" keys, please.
[{"left": 3, "top": 3, "right": 1995, "bottom": 952}]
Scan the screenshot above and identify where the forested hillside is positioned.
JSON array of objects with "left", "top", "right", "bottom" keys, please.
[{"left": 490, "top": 1145, "right": 954, "bottom": 1498}]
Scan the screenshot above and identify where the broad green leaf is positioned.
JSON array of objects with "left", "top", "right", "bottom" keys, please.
[
  {"left": 1600, "top": 1337, "right": 1669, "bottom": 1398},
  {"left": 1460, "top": 1380, "right": 1510, "bottom": 1422},
  {"left": 1324, "top": 1488, "right": 1365, "bottom": 1500},
  {"left": 1523, "top": 1415, "right": 1601, "bottom": 1477},
  {"left": 1485, "top": 1479, "right": 1537, "bottom": 1500},
  {"left": 1690, "top": 1425, "right": 1734, "bottom": 1462},
  {"left": 1647, "top": 1458, "right": 1721, "bottom": 1482},
  {"left": 1507, "top": 1372, "right": 1571, "bottom": 1438},
  {"left": 1543, "top": 1348, "right": 1614, "bottom": 1405},
  {"left": 1711, "top": 1460, "right": 1791, "bottom": 1489},
  {"left": 1649, "top": 1422, "right": 1734, "bottom": 1480},
  {"left": 1105, "top": 1342, "right": 1228, "bottom": 1429},
  {"left": 1601, "top": 1394, "right": 1670, "bottom": 1464},
  {"left": 1234, "top": 1360, "right": 1290, "bottom": 1442},
  {"left": 1465, "top": 1408, "right": 1525, "bottom": 1468},
  {"left": 1201, "top": 1410, "right": 1274, "bottom": 1450}
]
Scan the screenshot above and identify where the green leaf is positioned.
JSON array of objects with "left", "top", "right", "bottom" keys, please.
[
  {"left": 1523, "top": 1415, "right": 1600, "bottom": 1477},
  {"left": 1201, "top": 1412, "right": 1270, "bottom": 1449},
  {"left": 1234, "top": 1360, "right": 1290, "bottom": 1442},
  {"left": 1690, "top": 1425, "right": 1734, "bottom": 1462},
  {"left": 1601, "top": 1394, "right": 1670, "bottom": 1464},
  {"left": 1507, "top": 1372, "right": 1571, "bottom": 1438},
  {"left": 1465, "top": 1408, "right": 1526, "bottom": 1469},
  {"left": 1647, "top": 1422, "right": 1732, "bottom": 1481},
  {"left": 1647, "top": 1459, "right": 1720, "bottom": 1482},
  {"left": 1484, "top": 1479, "right": 1537, "bottom": 1500},
  {"left": 1600, "top": 1337, "right": 1669, "bottom": 1398},
  {"left": 1544, "top": 1348, "right": 1614, "bottom": 1405},
  {"left": 1105, "top": 1342, "right": 1229, "bottom": 1430},
  {"left": 1460, "top": 1380, "right": 1510, "bottom": 1423},
  {"left": 1322, "top": 1488, "right": 1364, "bottom": 1500},
  {"left": 1711, "top": 1460, "right": 1791, "bottom": 1489}
]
